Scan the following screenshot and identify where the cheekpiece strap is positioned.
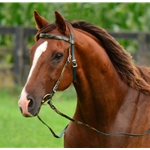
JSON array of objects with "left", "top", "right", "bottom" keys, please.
[{"left": 39, "top": 32, "right": 77, "bottom": 82}]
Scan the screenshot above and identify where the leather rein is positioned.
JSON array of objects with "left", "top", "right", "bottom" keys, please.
[{"left": 37, "top": 31, "right": 150, "bottom": 138}]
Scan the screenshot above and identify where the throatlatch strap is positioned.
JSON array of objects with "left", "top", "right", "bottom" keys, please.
[{"left": 70, "top": 31, "right": 77, "bottom": 82}]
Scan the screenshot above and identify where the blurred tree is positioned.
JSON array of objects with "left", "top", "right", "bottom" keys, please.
[
  {"left": 1, "top": 2, "right": 150, "bottom": 31},
  {"left": 0, "top": 2, "right": 150, "bottom": 64}
]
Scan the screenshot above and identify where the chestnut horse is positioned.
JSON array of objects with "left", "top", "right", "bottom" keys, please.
[{"left": 18, "top": 11, "right": 150, "bottom": 148}]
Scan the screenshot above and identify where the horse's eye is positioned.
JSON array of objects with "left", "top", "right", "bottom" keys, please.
[{"left": 53, "top": 53, "right": 63, "bottom": 61}]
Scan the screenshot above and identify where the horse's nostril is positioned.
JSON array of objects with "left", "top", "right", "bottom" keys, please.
[
  {"left": 27, "top": 95, "right": 35, "bottom": 109},
  {"left": 28, "top": 99, "right": 34, "bottom": 108}
]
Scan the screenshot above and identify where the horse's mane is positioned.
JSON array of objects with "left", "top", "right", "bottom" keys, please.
[
  {"left": 35, "top": 20, "right": 150, "bottom": 95},
  {"left": 70, "top": 21, "right": 150, "bottom": 95}
]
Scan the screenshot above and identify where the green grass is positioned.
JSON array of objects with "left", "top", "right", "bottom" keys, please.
[{"left": 0, "top": 86, "right": 76, "bottom": 148}]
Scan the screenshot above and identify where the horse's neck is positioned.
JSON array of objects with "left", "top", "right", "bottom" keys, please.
[
  {"left": 65, "top": 29, "right": 150, "bottom": 148},
  {"left": 73, "top": 29, "right": 128, "bottom": 128}
]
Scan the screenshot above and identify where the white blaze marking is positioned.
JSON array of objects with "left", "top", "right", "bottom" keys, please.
[
  {"left": 27, "top": 41, "right": 48, "bottom": 82},
  {"left": 19, "top": 41, "right": 48, "bottom": 102}
]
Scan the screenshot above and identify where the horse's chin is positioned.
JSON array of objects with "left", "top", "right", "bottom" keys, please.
[
  {"left": 34, "top": 107, "right": 41, "bottom": 116},
  {"left": 30, "top": 106, "right": 41, "bottom": 117}
]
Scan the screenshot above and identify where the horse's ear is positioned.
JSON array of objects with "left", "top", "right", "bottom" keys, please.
[
  {"left": 34, "top": 10, "right": 49, "bottom": 30},
  {"left": 55, "top": 11, "right": 67, "bottom": 32}
]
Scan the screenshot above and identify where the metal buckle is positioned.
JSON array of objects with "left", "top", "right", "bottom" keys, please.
[
  {"left": 72, "top": 59, "right": 77, "bottom": 68},
  {"left": 70, "top": 40, "right": 74, "bottom": 45},
  {"left": 42, "top": 93, "right": 53, "bottom": 104}
]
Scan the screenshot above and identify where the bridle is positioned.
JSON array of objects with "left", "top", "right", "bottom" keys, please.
[
  {"left": 37, "top": 30, "right": 78, "bottom": 138},
  {"left": 39, "top": 31, "right": 77, "bottom": 104},
  {"left": 37, "top": 29, "right": 150, "bottom": 138}
]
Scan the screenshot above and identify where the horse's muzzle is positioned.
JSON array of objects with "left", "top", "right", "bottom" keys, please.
[{"left": 18, "top": 98, "right": 33, "bottom": 117}]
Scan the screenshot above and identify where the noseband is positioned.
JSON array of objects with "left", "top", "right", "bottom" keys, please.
[{"left": 37, "top": 30, "right": 150, "bottom": 139}]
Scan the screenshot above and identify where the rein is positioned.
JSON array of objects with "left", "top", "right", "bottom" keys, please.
[
  {"left": 37, "top": 30, "right": 150, "bottom": 138},
  {"left": 38, "top": 98, "right": 150, "bottom": 137}
]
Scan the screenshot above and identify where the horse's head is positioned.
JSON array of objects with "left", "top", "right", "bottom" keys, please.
[{"left": 18, "top": 11, "right": 74, "bottom": 117}]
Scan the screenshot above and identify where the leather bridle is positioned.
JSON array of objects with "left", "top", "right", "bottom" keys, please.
[
  {"left": 37, "top": 30, "right": 150, "bottom": 138},
  {"left": 39, "top": 31, "right": 77, "bottom": 104}
]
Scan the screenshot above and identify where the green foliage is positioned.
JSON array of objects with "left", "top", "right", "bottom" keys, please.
[
  {"left": 1, "top": 2, "right": 150, "bottom": 31},
  {"left": 0, "top": 2, "right": 150, "bottom": 68},
  {"left": 1, "top": 2, "right": 149, "bottom": 48}
]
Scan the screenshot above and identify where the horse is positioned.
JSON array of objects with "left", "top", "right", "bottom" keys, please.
[{"left": 18, "top": 10, "right": 150, "bottom": 148}]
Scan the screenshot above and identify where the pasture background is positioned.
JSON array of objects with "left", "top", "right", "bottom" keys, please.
[
  {"left": 1, "top": 2, "right": 150, "bottom": 148},
  {"left": 0, "top": 85, "right": 76, "bottom": 147}
]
